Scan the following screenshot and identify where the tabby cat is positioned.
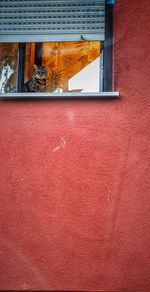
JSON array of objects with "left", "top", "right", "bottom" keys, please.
[{"left": 24, "top": 64, "right": 47, "bottom": 92}]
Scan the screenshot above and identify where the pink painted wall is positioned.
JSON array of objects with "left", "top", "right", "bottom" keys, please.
[{"left": 0, "top": 0, "right": 150, "bottom": 290}]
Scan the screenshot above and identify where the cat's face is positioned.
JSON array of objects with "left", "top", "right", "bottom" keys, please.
[{"left": 33, "top": 64, "right": 47, "bottom": 79}]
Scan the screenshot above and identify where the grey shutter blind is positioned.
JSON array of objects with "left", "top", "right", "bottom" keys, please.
[{"left": 0, "top": 0, "right": 105, "bottom": 43}]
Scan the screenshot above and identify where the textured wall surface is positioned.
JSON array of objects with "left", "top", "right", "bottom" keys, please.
[{"left": 0, "top": 0, "right": 150, "bottom": 290}]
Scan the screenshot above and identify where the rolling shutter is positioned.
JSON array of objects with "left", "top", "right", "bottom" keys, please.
[{"left": 0, "top": 0, "right": 105, "bottom": 42}]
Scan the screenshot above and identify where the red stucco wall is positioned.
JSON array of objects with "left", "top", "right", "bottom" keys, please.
[{"left": 0, "top": 0, "right": 150, "bottom": 290}]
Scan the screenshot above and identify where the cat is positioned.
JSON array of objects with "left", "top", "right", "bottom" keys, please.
[{"left": 24, "top": 64, "right": 47, "bottom": 92}]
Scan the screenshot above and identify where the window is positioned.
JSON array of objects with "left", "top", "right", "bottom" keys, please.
[{"left": 0, "top": 0, "right": 118, "bottom": 98}]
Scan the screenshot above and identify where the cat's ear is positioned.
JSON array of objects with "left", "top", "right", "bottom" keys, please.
[
  {"left": 34, "top": 64, "right": 38, "bottom": 70},
  {"left": 42, "top": 66, "right": 48, "bottom": 73}
]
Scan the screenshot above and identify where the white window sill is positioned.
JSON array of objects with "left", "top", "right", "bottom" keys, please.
[{"left": 0, "top": 92, "right": 119, "bottom": 100}]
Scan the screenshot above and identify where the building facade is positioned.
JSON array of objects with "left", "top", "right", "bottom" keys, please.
[{"left": 0, "top": 0, "right": 150, "bottom": 290}]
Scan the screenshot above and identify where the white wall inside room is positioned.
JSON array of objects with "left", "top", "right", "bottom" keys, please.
[{"left": 68, "top": 57, "right": 100, "bottom": 93}]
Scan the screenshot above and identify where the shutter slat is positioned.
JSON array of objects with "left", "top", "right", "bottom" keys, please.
[
  {"left": 0, "top": 0, "right": 105, "bottom": 42},
  {"left": 0, "top": 0, "right": 105, "bottom": 5}
]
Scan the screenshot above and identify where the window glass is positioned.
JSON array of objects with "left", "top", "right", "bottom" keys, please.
[
  {"left": 0, "top": 43, "right": 18, "bottom": 93},
  {"left": 25, "top": 41, "right": 101, "bottom": 93},
  {"left": 43, "top": 42, "right": 101, "bottom": 93},
  {"left": 0, "top": 41, "right": 102, "bottom": 94}
]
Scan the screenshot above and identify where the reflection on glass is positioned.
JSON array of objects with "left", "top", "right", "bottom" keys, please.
[
  {"left": 25, "top": 41, "right": 101, "bottom": 93},
  {"left": 0, "top": 41, "right": 101, "bottom": 94},
  {"left": 25, "top": 43, "right": 35, "bottom": 83},
  {"left": 43, "top": 41, "right": 101, "bottom": 93},
  {"left": 0, "top": 43, "right": 18, "bottom": 93},
  {"left": 69, "top": 57, "right": 100, "bottom": 93}
]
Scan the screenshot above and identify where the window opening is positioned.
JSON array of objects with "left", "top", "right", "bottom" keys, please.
[{"left": 0, "top": 1, "right": 116, "bottom": 97}]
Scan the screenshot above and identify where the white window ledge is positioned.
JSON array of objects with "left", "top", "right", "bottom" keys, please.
[{"left": 0, "top": 92, "right": 119, "bottom": 100}]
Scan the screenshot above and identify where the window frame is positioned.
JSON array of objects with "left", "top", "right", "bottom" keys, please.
[
  {"left": 0, "top": 2, "right": 119, "bottom": 100},
  {"left": 104, "top": 3, "right": 113, "bottom": 92}
]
